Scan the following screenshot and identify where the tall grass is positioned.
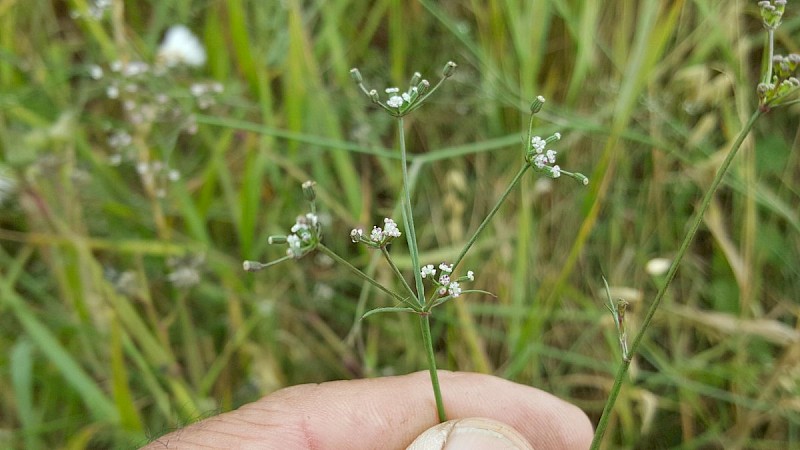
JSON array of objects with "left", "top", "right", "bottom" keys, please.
[{"left": 0, "top": 0, "right": 798, "bottom": 448}]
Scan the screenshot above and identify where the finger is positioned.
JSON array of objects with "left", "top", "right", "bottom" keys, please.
[{"left": 143, "top": 371, "right": 592, "bottom": 450}]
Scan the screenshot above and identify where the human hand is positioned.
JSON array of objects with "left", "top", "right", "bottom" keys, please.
[{"left": 143, "top": 371, "right": 593, "bottom": 449}]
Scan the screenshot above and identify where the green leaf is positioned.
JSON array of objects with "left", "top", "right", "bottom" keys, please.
[{"left": 361, "top": 306, "right": 417, "bottom": 320}]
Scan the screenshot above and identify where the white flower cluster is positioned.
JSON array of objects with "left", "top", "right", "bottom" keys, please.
[
  {"left": 286, "top": 213, "right": 321, "bottom": 258},
  {"left": 190, "top": 82, "right": 225, "bottom": 109},
  {"left": 351, "top": 218, "right": 402, "bottom": 248},
  {"left": 350, "top": 62, "right": 455, "bottom": 117},
  {"left": 134, "top": 160, "right": 181, "bottom": 198},
  {"left": 157, "top": 25, "right": 207, "bottom": 68},
  {"left": 70, "top": 0, "right": 112, "bottom": 21},
  {"left": 529, "top": 133, "right": 562, "bottom": 178},
  {"left": 384, "top": 87, "right": 419, "bottom": 110},
  {"left": 166, "top": 254, "right": 205, "bottom": 288},
  {"left": 420, "top": 263, "right": 474, "bottom": 298}
]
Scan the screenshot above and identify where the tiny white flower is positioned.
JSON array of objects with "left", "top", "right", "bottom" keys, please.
[
  {"left": 646, "top": 258, "right": 671, "bottom": 276},
  {"left": 533, "top": 154, "right": 547, "bottom": 168},
  {"left": 157, "top": 25, "right": 207, "bottom": 68},
  {"left": 383, "top": 218, "right": 401, "bottom": 238},
  {"left": 385, "top": 87, "right": 400, "bottom": 94},
  {"left": 438, "top": 274, "right": 450, "bottom": 286},
  {"left": 350, "top": 228, "right": 364, "bottom": 243},
  {"left": 370, "top": 226, "right": 384, "bottom": 242},
  {"left": 122, "top": 61, "right": 149, "bottom": 77},
  {"left": 421, "top": 265, "right": 436, "bottom": 279},
  {"left": 551, "top": 165, "right": 561, "bottom": 178},
  {"left": 546, "top": 149, "right": 557, "bottom": 164},
  {"left": 466, "top": 270, "right": 474, "bottom": 281},
  {"left": 89, "top": 64, "right": 103, "bottom": 80},
  {"left": 402, "top": 92, "right": 412, "bottom": 102},
  {"left": 386, "top": 95, "right": 404, "bottom": 108},
  {"left": 167, "top": 267, "right": 200, "bottom": 288},
  {"left": 553, "top": 132, "right": 561, "bottom": 140},
  {"left": 531, "top": 136, "right": 546, "bottom": 153},
  {"left": 448, "top": 282, "right": 461, "bottom": 298},
  {"left": 439, "top": 263, "right": 453, "bottom": 273},
  {"left": 0, "top": 169, "right": 17, "bottom": 206},
  {"left": 190, "top": 83, "right": 207, "bottom": 97},
  {"left": 438, "top": 286, "right": 447, "bottom": 296},
  {"left": 286, "top": 234, "right": 302, "bottom": 257}
]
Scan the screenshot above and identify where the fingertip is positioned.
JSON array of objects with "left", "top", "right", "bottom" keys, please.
[{"left": 408, "top": 418, "right": 534, "bottom": 450}]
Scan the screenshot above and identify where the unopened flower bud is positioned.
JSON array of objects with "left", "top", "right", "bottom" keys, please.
[
  {"left": 243, "top": 260, "right": 265, "bottom": 272},
  {"left": 268, "top": 235, "right": 287, "bottom": 245},
  {"left": 410, "top": 71, "right": 422, "bottom": 86},
  {"left": 530, "top": 95, "right": 546, "bottom": 114},
  {"left": 417, "top": 79, "right": 430, "bottom": 95},
  {"left": 349, "top": 68, "right": 363, "bottom": 84},
  {"left": 368, "top": 89, "right": 379, "bottom": 103},
  {"left": 302, "top": 180, "right": 317, "bottom": 202},
  {"left": 442, "top": 61, "right": 457, "bottom": 78}
]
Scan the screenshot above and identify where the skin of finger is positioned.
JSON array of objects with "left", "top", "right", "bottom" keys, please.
[{"left": 142, "top": 371, "right": 593, "bottom": 450}]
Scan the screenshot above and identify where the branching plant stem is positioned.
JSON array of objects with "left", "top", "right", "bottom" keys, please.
[{"left": 590, "top": 109, "right": 763, "bottom": 448}]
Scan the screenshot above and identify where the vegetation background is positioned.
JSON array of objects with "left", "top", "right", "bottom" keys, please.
[{"left": 0, "top": 0, "right": 798, "bottom": 448}]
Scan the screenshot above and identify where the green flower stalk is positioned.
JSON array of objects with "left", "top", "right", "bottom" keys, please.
[{"left": 591, "top": 3, "right": 796, "bottom": 447}]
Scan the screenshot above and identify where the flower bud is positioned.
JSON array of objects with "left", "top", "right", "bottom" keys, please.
[
  {"left": 349, "top": 68, "right": 363, "bottom": 84},
  {"left": 530, "top": 95, "right": 546, "bottom": 114},
  {"left": 368, "top": 89, "right": 379, "bottom": 103},
  {"left": 442, "top": 61, "right": 457, "bottom": 78},
  {"left": 243, "top": 260, "right": 265, "bottom": 272},
  {"left": 409, "top": 71, "right": 422, "bottom": 86},
  {"left": 302, "top": 180, "right": 317, "bottom": 202},
  {"left": 417, "top": 79, "right": 430, "bottom": 95},
  {"left": 268, "top": 235, "right": 287, "bottom": 245}
]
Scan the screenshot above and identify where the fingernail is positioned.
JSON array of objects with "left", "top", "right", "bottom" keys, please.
[{"left": 407, "top": 418, "right": 534, "bottom": 450}]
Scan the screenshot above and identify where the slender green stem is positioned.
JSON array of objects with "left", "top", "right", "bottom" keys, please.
[
  {"left": 397, "top": 117, "right": 426, "bottom": 305},
  {"left": 590, "top": 109, "right": 763, "bottom": 449},
  {"left": 419, "top": 314, "right": 447, "bottom": 422},
  {"left": 452, "top": 164, "right": 530, "bottom": 272},
  {"left": 403, "top": 74, "right": 450, "bottom": 116},
  {"left": 317, "top": 243, "right": 406, "bottom": 304},
  {"left": 764, "top": 29, "right": 774, "bottom": 85},
  {"left": 452, "top": 111, "right": 536, "bottom": 271},
  {"left": 397, "top": 117, "right": 447, "bottom": 423},
  {"left": 381, "top": 247, "right": 417, "bottom": 300}
]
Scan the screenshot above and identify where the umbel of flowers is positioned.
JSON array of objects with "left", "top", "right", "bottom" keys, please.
[
  {"left": 757, "top": 1, "right": 800, "bottom": 109},
  {"left": 245, "top": 61, "right": 589, "bottom": 425},
  {"left": 243, "top": 181, "right": 321, "bottom": 272}
]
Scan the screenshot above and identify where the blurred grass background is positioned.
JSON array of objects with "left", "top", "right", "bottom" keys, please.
[{"left": 0, "top": 0, "right": 799, "bottom": 448}]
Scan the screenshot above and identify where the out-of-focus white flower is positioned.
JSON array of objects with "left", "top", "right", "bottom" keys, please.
[
  {"left": 0, "top": 167, "right": 17, "bottom": 206},
  {"left": 89, "top": 64, "right": 103, "bottom": 80},
  {"left": 646, "top": 258, "right": 671, "bottom": 277},
  {"left": 157, "top": 25, "right": 206, "bottom": 68}
]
